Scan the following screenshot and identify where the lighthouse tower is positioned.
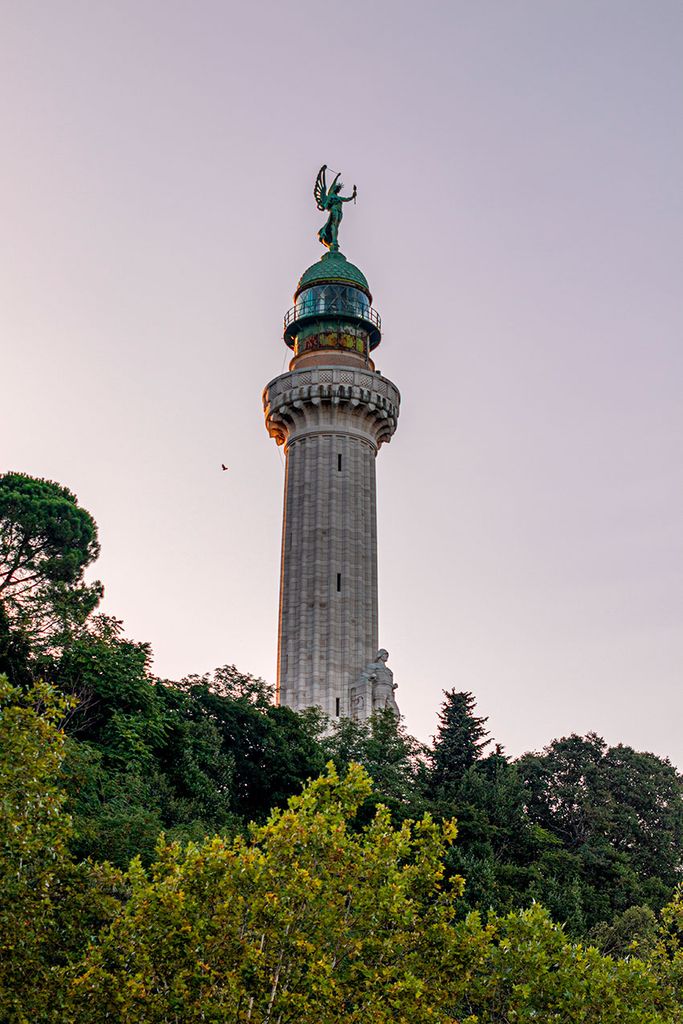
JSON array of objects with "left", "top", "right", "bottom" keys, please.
[{"left": 263, "top": 168, "right": 400, "bottom": 723}]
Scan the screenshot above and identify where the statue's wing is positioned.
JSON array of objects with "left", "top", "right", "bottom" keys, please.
[{"left": 314, "top": 165, "right": 327, "bottom": 211}]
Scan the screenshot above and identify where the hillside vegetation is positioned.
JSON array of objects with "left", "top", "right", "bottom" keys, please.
[{"left": 2, "top": 472, "right": 682, "bottom": 1022}]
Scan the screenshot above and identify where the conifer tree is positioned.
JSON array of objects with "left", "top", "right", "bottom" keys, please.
[{"left": 429, "top": 689, "right": 491, "bottom": 795}]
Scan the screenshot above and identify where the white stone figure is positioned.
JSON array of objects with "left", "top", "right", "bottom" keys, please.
[
  {"left": 369, "top": 649, "right": 400, "bottom": 717},
  {"left": 349, "top": 687, "right": 366, "bottom": 721}
]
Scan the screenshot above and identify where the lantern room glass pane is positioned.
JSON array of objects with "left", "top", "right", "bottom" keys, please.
[{"left": 296, "top": 284, "right": 369, "bottom": 319}]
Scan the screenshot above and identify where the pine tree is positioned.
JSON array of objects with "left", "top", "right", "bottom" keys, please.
[{"left": 429, "top": 689, "right": 491, "bottom": 795}]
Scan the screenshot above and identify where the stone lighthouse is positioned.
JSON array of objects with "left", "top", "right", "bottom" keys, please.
[{"left": 263, "top": 166, "right": 400, "bottom": 722}]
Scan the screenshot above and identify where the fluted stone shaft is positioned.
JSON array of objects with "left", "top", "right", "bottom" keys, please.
[{"left": 263, "top": 365, "right": 400, "bottom": 721}]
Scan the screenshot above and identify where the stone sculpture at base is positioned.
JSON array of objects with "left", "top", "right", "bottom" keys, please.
[
  {"left": 370, "top": 649, "right": 400, "bottom": 717},
  {"left": 351, "top": 649, "right": 399, "bottom": 720}
]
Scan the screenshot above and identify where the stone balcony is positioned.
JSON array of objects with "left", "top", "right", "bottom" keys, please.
[{"left": 263, "top": 365, "right": 401, "bottom": 451}]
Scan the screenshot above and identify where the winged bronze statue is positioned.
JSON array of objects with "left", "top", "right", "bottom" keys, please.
[{"left": 314, "top": 165, "right": 357, "bottom": 251}]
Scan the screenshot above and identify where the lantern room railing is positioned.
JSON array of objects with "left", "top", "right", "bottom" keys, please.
[{"left": 284, "top": 298, "right": 381, "bottom": 333}]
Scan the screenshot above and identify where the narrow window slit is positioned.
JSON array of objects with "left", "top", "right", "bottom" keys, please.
[
  {"left": 335, "top": 697, "right": 340, "bottom": 717},
  {"left": 337, "top": 453, "right": 342, "bottom": 471},
  {"left": 336, "top": 573, "right": 341, "bottom": 592}
]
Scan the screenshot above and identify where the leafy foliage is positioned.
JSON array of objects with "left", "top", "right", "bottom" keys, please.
[
  {"left": 0, "top": 474, "right": 102, "bottom": 663},
  {"left": 459, "top": 902, "right": 676, "bottom": 1024},
  {"left": 173, "top": 666, "right": 325, "bottom": 822},
  {"left": 518, "top": 733, "right": 683, "bottom": 931},
  {"left": 0, "top": 676, "right": 120, "bottom": 1023},
  {"left": 590, "top": 904, "right": 660, "bottom": 958},
  {"left": 322, "top": 708, "right": 429, "bottom": 822},
  {"left": 67, "top": 765, "right": 467, "bottom": 1023},
  {"left": 53, "top": 640, "right": 325, "bottom": 866},
  {"left": 2, "top": 676, "right": 683, "bottom": 1023},
  {"left": 3, "top": 472, "right": 683, "bottom": 1019},
  {"left": 65, "top": 765, "right": 682, "bottom": 1024}
]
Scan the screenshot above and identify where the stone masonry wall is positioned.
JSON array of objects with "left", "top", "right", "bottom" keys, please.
[{"left": 263, "top": 365, "right": 400, "bottom": 721}]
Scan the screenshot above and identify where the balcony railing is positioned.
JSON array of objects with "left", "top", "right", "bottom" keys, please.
[{"left": 284, "top": 298, "right": 381, "bottom": 332}]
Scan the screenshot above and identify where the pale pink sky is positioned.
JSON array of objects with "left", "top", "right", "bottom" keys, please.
[{"left": 2, "top": 2, "right": 682, "bottom": 763}]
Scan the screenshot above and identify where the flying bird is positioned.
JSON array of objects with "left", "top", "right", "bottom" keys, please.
[{"left": 221, "top": 464, "right": 229, "bottom": 471}]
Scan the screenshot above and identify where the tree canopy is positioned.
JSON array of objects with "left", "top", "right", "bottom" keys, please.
[
  {"left": 2, "top": 472, "right": 683, "bottom": 1019},
  {"left": 2, "top": 682, "right": 683, "bottom": 1024},
  {"left": 429, "top": 689, "right": 492, "bottom": 796},
  {"left": 0, "top": 473, "right": 102, "bottom": 668},
  {"left": 0, "top": 677, "right": 120, "bottom": 1022}
]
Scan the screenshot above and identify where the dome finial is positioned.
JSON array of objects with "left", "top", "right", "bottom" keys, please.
[{"left": 313, "top": 164, "right": 357, "bottom": 252}]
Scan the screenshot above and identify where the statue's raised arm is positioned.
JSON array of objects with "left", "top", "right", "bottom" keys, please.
[{"left": 314, "top": 164, "right": 356, "bottom": 252}]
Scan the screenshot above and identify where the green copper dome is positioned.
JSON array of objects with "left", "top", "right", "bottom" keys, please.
[{"left": 295, "top": 251, "right": 371, "bottom": 300}]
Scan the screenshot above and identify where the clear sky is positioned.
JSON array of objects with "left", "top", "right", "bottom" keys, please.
[{"left": 2, "top": 1, "right": 682, "bottom": 764}]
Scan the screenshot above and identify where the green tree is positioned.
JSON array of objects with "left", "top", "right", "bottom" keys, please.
[
  {"left": 650, "top": 885, "right": 683, "bottom": 1012},
  {"left": 60, "top": 741, "right": 171, "bottom": 868},
  {"left": 55, "top": 615, "right": 166, "bottom": 768},
  {"left": 56, "top": 646, "right": 325, "bottom": 867},
  {"left": 153, "top": 682, "right": 235, "bottom": 840},
  {"left": 54, "top": 614, "right": 174, "bottom": 865},
  {"left": 604, "top": 743, "right": 683, "bottom": 889},
  {"left": 323, "top": 709, "right": 429, "bottom": 822},
  {"left": 429, "top": 689, "right": 491, "bottom": 797},
  {"left": 65, "top": 764, "right": 682, "bottom": 1024},
  {"left": 518, "top": 734, "right": 683, "bottom": 931},
  {"left": 175, "top": 666, "right": 325, "bottom": 822},
  {"left": 67, "top": 764, "right": 472, "bottom": 1023},
  {"left": 0, "top": 474, "right": 102, "bottom": 666},
  {"left": 2, "top": 679, "right": 681, "bottom": 1024},
  {"left": 426, "top": 693, "right": 540, "bottom": 917},
  {"left": 442, "top": 750, "right": 556, "bottom": 917},
  {"left": 590, "top": 905, "right": 660, "bottom": 958},
  {"left": 459, "top": 903, "right": 672, "bottom": 1024},
  {"left": 0, "top": 600, "right": 32, "bottom": 686},
  {"left": 0, "top": 676, "right": 120, "bottom": 1023},
  {"left": 58, "top": 632, "right": 242, "bottom": 866}
]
